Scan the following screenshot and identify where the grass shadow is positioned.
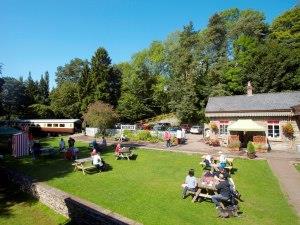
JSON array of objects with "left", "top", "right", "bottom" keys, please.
[{"left": 0, "top": 173, "right": 38, "bottom": 218}]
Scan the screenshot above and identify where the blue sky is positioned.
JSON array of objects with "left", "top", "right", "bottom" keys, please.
[{"left": 1, "top": 0, "right": 298, "bottom": 88}]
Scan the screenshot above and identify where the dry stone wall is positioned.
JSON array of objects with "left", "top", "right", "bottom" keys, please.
[{"left": 0, "top": 166, "right": 141, "bottom": 225}]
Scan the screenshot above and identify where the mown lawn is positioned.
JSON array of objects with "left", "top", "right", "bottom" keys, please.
[
  {"left": 3, "top": 136, "right": 299, "bottom": 225},
  {"left": 0, "top": 179, "right": 68, "bottom": 225},
  {"left": 295, "top": 163, "right": 300, "bottom": 172}
]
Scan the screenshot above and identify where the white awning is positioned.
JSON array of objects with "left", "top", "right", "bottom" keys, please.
[{"left": 228, "top": 119, "right": 266, "bottom": 132}]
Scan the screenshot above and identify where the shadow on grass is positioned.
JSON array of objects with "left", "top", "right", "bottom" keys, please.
[
  {"left": 0, "top": 172, "right": 38, "bottom": 218},
  {"left": 2, "top": 140, "right": 117, "bottom": 183}
]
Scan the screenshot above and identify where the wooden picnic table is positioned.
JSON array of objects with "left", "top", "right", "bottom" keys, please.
[
  {"left": 192, "top": 177, "right": 219, "bottom": 202},
  {"left": 72, "top": 157, "right": 95, "bottom": 175},
  {"left": 115, "top": 147, "right": 133, "bottom": 160}
]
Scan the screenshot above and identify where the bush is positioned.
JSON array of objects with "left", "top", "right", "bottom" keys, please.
[
  {"left": 210, "top": 122, "right": 218, "bottom": 133},
  {"left": 282, "top": 123, "right": 294, "bottom": 138},
  {"left": 136, "top": 130, "right": 153, "bottom": 141},
  {"left": 121, "top": 130, "right": 163, "bottom": 143},
  {"left": 247, "top": 141, "right": 255, "bottom": 153}
]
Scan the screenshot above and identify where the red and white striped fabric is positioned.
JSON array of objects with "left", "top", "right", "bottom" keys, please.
[{"left": 12, "top": 132, "right": 29, "bottom": 157}]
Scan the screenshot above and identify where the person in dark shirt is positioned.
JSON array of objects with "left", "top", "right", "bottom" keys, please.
[{"left": 211, "top": 173, "right": 231, "bottom": 208}]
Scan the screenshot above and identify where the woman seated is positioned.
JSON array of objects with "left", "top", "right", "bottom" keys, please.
[
  {"left": 91, "top": 152, "right": 104, "bottom": 171},
  {"left": 218, "top": 152, "right": 227, "bottom": 169}
]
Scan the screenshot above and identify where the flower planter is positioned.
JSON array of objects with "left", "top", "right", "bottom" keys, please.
[
  {"left": 247, "top": 152, "right": 256, "bottom": 159},
  {"left": 228, "top": 147, "right": 240, "bottom": 152},
  {"left": 256, "top": 148, "right": 268, "bottom": 153}
]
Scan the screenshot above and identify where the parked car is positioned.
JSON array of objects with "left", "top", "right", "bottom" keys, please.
[
  {"left": 180, "top": 124, "right": 191, "bottom": 133},
  {"left": 190, "top": 125, "right": 203, "bottom": 134},
  {"left": 167, "top": 126, "right": 181, "bottom": 136},
  {"left": 153, "top": 124, "right": 167, "bottom": 131},
  {"left": 157, "top": 122, "right": 171, "bottom": 127}
]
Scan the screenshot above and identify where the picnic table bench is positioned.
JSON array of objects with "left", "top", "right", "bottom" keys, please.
[
  {"left": 72, "top": 157, "right": 95, "bottom": 175},
  {"left": 115, "top": 147, "right": 133, "bottom": 160}
]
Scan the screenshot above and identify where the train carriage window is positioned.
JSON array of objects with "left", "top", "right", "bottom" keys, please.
[
  {"left": 47, "top": 124, "right": 52, "bottom": 127},
  {"left": 59, "top": 124, "right": 65, "bottom": 127},
  {"left": 53, "top": 124, "right": 58, "bottom": 127}
]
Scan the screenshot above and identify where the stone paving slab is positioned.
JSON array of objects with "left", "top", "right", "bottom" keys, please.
[{"left": 268, "top": 159, "right": 300, "bottom": 217}]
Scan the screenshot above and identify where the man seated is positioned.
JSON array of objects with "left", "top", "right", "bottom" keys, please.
[
  {"left": 100, "top": 136, "right": 107, "bottom": 147},
  {"left": 211, "top": 173, "right": 231, "bottom": 209},
  {"left": 91, "top": 152, "right": 104, "bottom": 172},
  {"left": 182, "top": 169, "right": 197, "bottom": 199}
]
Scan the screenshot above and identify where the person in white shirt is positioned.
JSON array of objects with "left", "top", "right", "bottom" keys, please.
[
  {"left": 91, "top": 153, "right": 104, "bottom": 171},
  {"left": 176, "top": 129, "right": 182, "bottom": 145},
  {"left": 182, "top": 169, "right": 197, "bottom": 199}
]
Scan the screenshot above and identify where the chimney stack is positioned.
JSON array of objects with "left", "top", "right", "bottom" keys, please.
[{"left": 247, "top": 81, "right": 253, "bottom": 96}]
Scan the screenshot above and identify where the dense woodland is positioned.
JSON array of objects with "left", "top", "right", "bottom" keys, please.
[{"left": 0, "top": 7, "right": 299, "bottom": 123}]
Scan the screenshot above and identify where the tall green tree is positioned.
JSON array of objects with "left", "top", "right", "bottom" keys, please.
[
  {"left": 50, "top": 81, "right": 81, "bottom": 118},
  {"left": 1, "top": 77, "right": 27, "bottom": 119},
  {"left": 55, "top": 58, "right": 89, "bottom": 85},
  {"left": 89, "top": 47, "right": 111, "bottom": 103}
]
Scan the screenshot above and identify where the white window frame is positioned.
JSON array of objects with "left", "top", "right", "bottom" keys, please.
[
  {"left": 267, "top": 121, "right": 280, "bottom": 138},
  {"left": 219, "top": 121, "right": 229, "bottom": 135}
]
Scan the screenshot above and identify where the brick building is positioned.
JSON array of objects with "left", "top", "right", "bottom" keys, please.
[{"left": 205, "top": 82, "right": 300, "bottom": 151}]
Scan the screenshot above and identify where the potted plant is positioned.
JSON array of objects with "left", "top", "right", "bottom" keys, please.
[
  {"left": 254, "top": 143, "right": 268, "bottom": 153},
  {"left": 228, "top": 140, "right": 241, "bottom": 151},
  {"left": 247, "top": 141, "right": 256, "bottom": 159},
  {"left": 210, "top": 122, "right": 219, "bottom": 134},
  {"left": 282, "top": 123, "right": 294, "bottom": 139}
]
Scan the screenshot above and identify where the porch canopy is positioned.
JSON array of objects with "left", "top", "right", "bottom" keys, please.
[{"left": 228, "top": 119, "right": 266, "bottom": 132}]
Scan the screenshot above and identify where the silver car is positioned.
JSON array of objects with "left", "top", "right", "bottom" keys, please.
[{"left": 190, "top": 125, "right": 203, "bottom": 134}]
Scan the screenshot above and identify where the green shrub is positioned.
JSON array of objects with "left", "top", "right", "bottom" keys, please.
[
  {"left": 247, "top": 141, "right": 255, "bottom": 153},
  {"left": 136, "top": 130, "right": 152, "bottom": 141},
  {"left": 123, "top": 130, "right": 135, "bottom": 139}
]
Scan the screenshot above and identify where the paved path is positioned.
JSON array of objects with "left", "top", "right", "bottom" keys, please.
[{"left": 268, "top": 159, "right": 300, "bottom": 217}]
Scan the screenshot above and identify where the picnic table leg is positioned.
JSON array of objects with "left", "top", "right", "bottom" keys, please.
[{"left": 192, "top": 189, "right": 201, "bottom": 202}]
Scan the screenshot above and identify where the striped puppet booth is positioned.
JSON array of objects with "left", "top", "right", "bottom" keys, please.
[{"left": 12, "top": 132, "right": 29, "bottom": 157}]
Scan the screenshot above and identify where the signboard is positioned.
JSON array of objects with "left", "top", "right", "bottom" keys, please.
[{"left": 121, "top": 124, "right": 136, "bottom": 130}]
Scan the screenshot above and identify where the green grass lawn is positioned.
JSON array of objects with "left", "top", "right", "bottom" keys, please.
[
  {"left": 295, "top": 163, "right": 300, "bottom": 172},
  {"left": 3, "top": 136, "right": 299, "bottom": 225},
  {"left": 0, "top": 179, "right": 68, "bottom": 225}
]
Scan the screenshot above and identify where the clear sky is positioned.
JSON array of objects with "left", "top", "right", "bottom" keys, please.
[{"left": 1, "top": 0, "right": 298, "bottom": 88}]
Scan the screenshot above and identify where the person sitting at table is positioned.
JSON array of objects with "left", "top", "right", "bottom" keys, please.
[
  {"left": 182, "top": 169, "right": 197, "bottom": 199},
  {"left": 218, "top": 151, "right": 227, "bottom": 169},
  {"left": 101, "top": 136, "right": 107, "bottom": 147},
  {"left": 213, "top": 167, "right": 229, "bottom": 180},
  {"left": 91, "top": 152, "right": 104, "bottom": 172},
  {"left": 203, "top": 154, "right": 213, "bottom": 168},
  {"left": 211, "top": 173, "right": 231, "bottom": 209},
  {"left": 59, "top": 138, "right": 66, "bottom": 152},
  {"left": 90, "top": 148, "right": 97, "bottom": 156}
]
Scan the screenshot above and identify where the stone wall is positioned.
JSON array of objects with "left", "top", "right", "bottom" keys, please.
[{"left": 0, "top": 166, "right": 141, "bottom": 225}]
